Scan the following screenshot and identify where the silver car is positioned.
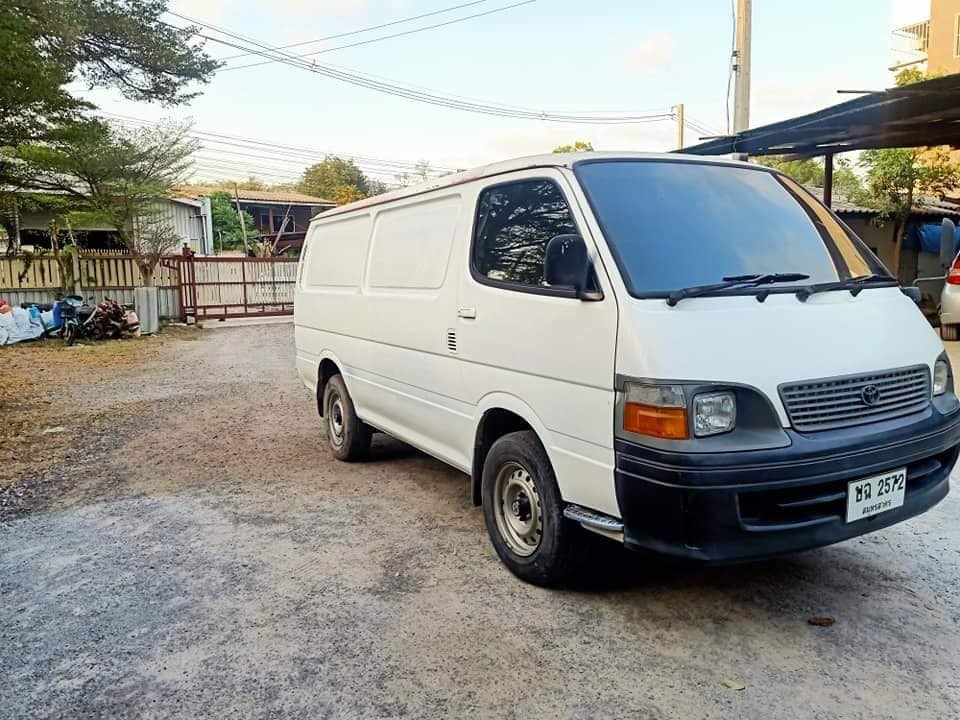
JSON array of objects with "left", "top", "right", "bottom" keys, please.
[{"left": 940, "top": 251, "right": 960, "bottom": 340}]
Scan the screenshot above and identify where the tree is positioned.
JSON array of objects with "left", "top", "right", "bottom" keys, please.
[
  {"left": 12, "top": 119, "right": 197, "bottom": 284},
  {"left": 859, "top": 69, "right": 960, "bottom": 275},
  {"left": 759, "top": 155, "right": 865, "bottom": 202},
  {"left": 862, "top": 146, "right": 959, "bottom": 274},
  {"left": 0, "top": 1, "right": 218, "bottom": 149},
  {"left": 553, "top": 141, "right": 594, "bottom": 153},
  {"left": 298, "top": 157, "right": 372, "bottom": 203},
  {"left": 208, "top": 191, "right": 258, "bottom": 252}
]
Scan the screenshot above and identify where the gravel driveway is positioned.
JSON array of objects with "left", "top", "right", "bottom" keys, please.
[{"left": 2, "top": 323, "right": 959, "bottom": 719}]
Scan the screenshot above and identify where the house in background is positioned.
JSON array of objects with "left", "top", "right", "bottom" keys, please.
[
  {"left": 179, "top": 187, "right": 335, "bottom": 254},
  {"left": 8, "top": 192, "right": 213, "bottom": 255}
]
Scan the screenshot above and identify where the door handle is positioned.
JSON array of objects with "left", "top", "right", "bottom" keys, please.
[{"left": 457, "top": 307, "right": 477, "bottom": 319}]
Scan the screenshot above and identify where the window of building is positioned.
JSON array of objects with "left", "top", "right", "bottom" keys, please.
[
  {"left": 471, "top": 179, "right": 577, "bottom": 289},
  {"left": 273, "top": 215, "right": 295, "bottom": 232}
]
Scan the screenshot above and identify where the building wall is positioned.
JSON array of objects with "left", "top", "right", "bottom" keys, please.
[
  {"left": 928, "top": 0, "right": 960, "bottom": 73},
  {"left": 842, "top": 216, "right": 919, "bottom": 281}
]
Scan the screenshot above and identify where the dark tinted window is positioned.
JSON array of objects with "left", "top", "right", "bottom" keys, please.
[
  {"left": 472, "top": 179, "right": 577, "bottom": 287},
  {"left": 574, "top": 161, "right": 885, "bottom": 296}
]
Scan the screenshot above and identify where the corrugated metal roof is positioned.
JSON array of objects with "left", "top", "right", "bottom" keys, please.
[
  {"left": 803, "top": 185, "right": 960, "bottom": 217},
  {"left": 178, "top": 187, "right": 334, "bottom": 206},
  {"left": 683, "top": 74, "right": 960, "bottom": 156}
]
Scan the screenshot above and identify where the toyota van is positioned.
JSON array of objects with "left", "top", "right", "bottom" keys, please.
[{"left": 294, "top": 152, "right": 960, "bottom": 586}]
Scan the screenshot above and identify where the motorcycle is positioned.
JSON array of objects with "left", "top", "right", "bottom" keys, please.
[
  {"left": 58, "top": 295, "right": 96, "bottom": 346},
  {"left": 59, "top": 296, "right": 140, "bottom": 345}
]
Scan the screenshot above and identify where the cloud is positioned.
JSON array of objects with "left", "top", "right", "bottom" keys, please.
[{"left": 623, "top": 32, "right": 675, "bottom": 70}]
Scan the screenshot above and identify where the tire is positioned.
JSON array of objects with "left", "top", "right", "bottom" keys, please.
[
  {"left": 63, "top": 324, "right": 78, "bottom": 346},
  {"left": 321, "top": 374, "right": 371, "bottom": 461},
  {"left": 941, "top": 324, "right": 958, "bottom": 341},
  {"left": 481, "top": 430, "right": 585, "bottom": 586}
]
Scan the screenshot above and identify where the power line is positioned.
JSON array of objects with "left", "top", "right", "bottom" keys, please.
[
  {"left": 211, "top": 1, "right": 539, "bottom": 71},
  {"left": 216, "top": 0, "right": 497, "bottom": 60},
  {"left": 219, "top": 1, "right": 537, "bottom": 72},
  {"left": 98, "top": 111, "right": 454, "bottom": 174},
  {"left": 165, "top": 17, "right": 678, "bottom": 125}
]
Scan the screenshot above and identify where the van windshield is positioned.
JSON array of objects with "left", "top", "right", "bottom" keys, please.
[{"left": 573, "top": 160, "right": 888, "bottom": 298}]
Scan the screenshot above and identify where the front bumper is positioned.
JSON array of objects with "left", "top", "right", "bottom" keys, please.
[{"left": 615, "top": 409, "right": 960, "bottom": 562}]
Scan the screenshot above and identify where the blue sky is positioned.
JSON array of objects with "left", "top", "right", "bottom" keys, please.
[{"left": 86, "top": 0, "right": 928, "bottom": 184}]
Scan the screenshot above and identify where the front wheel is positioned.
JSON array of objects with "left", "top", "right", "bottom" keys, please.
[
  {"left": 322, "top": 374, "right": 371, "bottom": 461},
  {"left": 481, "top": 430, "right": 585, "bottom": 586},
  {"left": 63, "top": 323, "right": 78, "bottom": 346}
]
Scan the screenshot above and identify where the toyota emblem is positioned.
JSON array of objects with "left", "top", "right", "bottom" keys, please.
[{"left": 861, "top": 384, "right": 881, "bottom": 406}]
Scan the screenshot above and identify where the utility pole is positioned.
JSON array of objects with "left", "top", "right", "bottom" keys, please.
[
  {"left": 732, "top": 0, "right": 752, "bottom": 134},
  {"left": 675, "top": 103, "right": 685, "bottom": 150},
  {"left": 233, "top": 183, "right": 249, "bottom": 255}
]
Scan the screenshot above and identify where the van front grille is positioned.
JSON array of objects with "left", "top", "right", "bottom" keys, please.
[
  {"left": 779, "top": 365, "right": 930, "bottom": 432},
  {"left": 738, "top": 449, "right": 952, "bottom": 530}
]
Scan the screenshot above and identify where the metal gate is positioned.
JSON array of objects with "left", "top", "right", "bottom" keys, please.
[{"left": 163, "top": 256, "right": 298, "bottom": 321}]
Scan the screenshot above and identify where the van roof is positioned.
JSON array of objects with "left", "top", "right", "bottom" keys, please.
[{"left": 316, "top": 151, "right": 754, "bottom": 219}]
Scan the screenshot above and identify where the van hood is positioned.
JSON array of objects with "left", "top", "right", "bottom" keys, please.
[{"left": 615, "top": 287, "right": 944, "bottom": 425}]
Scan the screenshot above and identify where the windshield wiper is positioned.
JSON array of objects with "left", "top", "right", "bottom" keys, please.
[
  {"left": 665, "top": 273, "right": 811, "bottom": 306},
  {"left": 794, "top": 274, "right": 898, "bottom": 302}
]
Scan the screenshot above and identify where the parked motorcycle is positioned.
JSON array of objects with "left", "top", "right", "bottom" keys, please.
[
  {"left": 59, "top": 296, "right": 140, "bottom": 345},
  {"left": 58, "top": 295, "right": 95, "bottom": 346}
]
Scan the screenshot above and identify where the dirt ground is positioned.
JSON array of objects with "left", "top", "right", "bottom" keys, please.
[{"left": 2, "top": 324, "right": 960, "bottom": 719}]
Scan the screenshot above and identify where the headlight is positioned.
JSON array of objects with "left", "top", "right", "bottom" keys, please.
[
  {"left": 934, "top": 356, "right": 951, "bottom": 396},
  {"left": 693, "top": 391, "right": 736, "bottom": 437},
  {"left": 623, "top": 383, "right": 688, "bottom": 439}
]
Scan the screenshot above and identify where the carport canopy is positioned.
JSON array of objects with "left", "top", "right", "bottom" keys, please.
[{"left": 681, "top": 74, "right": 960, "bottom": 207}]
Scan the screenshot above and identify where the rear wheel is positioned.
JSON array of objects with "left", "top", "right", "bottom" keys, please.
[
  {"left": 942, "top": 324, "right": 958, "bottom": 341},
  {"left": 481, "top": 430, "right": 585, "bottom": 586},
  {"left": 322, "top": 374, "right": 371, "bottom": 461}
]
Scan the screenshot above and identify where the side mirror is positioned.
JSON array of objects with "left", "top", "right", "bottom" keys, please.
[
  {"left": 544, "top": 234, "right": 602, "bottom": 300},
  {"left": 940, "top": 218, "right": 957, "bottom": 270}
]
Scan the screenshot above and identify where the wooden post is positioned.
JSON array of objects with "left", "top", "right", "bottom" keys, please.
[{"left": 823, "top": 152, "right": 834, "bottom": 208}]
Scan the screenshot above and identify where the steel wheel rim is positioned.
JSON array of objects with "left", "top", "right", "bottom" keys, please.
[
  {"left": 328, "top": 393, "right": 345, "bottom": 447},
  {"left": 493, "top": 461, "right": 543, "bottom": 557}
]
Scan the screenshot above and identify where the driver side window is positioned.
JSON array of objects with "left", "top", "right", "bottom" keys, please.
[{"left": 472, "top": 179, "right": 577, "bottom": 289}]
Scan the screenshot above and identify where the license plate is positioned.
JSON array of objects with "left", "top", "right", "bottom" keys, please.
[{"left": 846, "top": 468, "right": 906, "bottom": 523}]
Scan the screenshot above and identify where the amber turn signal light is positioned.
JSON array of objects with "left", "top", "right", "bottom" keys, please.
[{"left": 623, "top": 402, "right": 690, "bottom": 440}]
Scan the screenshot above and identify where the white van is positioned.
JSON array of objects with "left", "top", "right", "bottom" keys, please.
[{"left": 295, "top": 152, "right": 960, "bottom": 586}]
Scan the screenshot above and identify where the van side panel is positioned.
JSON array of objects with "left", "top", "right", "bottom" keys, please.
[{"left": 295, "top": 194, "right": 473, "bottom": 471}]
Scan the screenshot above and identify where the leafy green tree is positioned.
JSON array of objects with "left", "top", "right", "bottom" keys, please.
[
  {"left": 12, "top": 119, "right": 197, "bottom": 284},
  {"left": 208, "top": 191, "right": 258, "bottom": 252},
  {"left": 759, "top": 155, "right": 865, "bottom": 202},
  {"left": 0, "top": 1, "right": 218, "bottom": 149},
  {"left": 298, "top": 157, "right": 372, "bottom": 203},
  {"left": 553, "top": 141, "right": 594, "bottom": 153}
]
